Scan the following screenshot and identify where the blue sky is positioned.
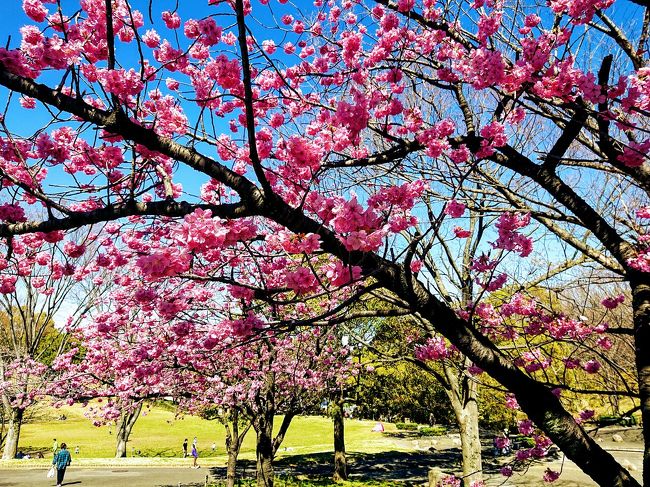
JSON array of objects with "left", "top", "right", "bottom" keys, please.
[
  {"left": 0, "top": 2, "right": 22, "bottom": 25},
  {"left": 0, "top": 1, "right": 304, "bottom": 201}
]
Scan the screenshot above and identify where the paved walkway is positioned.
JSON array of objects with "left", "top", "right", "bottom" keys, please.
[{"left": 0, "top": 467, "right": 210, "bottom": 487}]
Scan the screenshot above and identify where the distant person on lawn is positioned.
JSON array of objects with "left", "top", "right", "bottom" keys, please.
[
  {"left": 52, "top": 442, "right": 71, "bottom": 487},
  {"left": 52, "top": 439, "right": 58, "bottom": 454},
  {"left": 191, "top": 443, "right": 199, "bottom": 469},
  {"left": 182, "top": 438, "right": 188, "bottom": 457}
]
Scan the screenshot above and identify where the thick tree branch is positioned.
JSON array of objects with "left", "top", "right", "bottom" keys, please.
[
  {"left": 0, "top": 200, "right": 250, "bottom": 238},
  {"left": 104, "top": 0, "right": 120, "bottom": 107},
  {"left": 492, "top": 145, "right": 635, "bottom": 266},
  {"left": 235, "top": 0, "right": 272, "bottom": 195},
  {"left": 595, "top": 13, "right": 644, "bottom": 70},
  {"left": 0, "top": 65, "right": 263, "bottom": 204},
  {"left": 326, "top": 139, "right": 422, "bottom": 168},
  {"left": 543, "top": 104, "right": 589, "bottom": 171}
]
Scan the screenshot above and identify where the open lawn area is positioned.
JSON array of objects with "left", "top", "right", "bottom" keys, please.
[{"left": 2, "top": 404, "right": 400, "bottom": 467}]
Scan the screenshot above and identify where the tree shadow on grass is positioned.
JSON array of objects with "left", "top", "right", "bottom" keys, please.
[
  {"left": 135, "top": 447, "right": 220, "bottom": 458},
  {"left": 206, "top": 444, "right": 558, "bottom": 485},
  {"left": 135, "top": 447, "right": 180, "bottom": 458},
  {"left": 208, "top": 449, "right": 510, "bottom": 485}
]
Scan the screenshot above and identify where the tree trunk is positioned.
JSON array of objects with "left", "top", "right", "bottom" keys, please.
[
  {"left": 255, "top": 417, "right": 275, "bottom": 487},
  {"left": 444, "top": 364, "right": 482, "bottom": 487},
  {"left": 332, "top": 396, "right": 348, "bottom": 481},
  {"left": 225, "top": 409, "right": 252, "bottom": 487},
  {"left": 115, "top": 403, "right": 142, "bottom": 458},
  {"left": 456, "top": 400, "right": 482, "bottom": 487},
  {"left": 226, "top": 447, "right": 239, "bottom": 487},
  {"left": 1, "top": 407, "right": 23, "bottom": 460},
  {"left": 631, "top": 278, "right": 650, "bottom": 487}
]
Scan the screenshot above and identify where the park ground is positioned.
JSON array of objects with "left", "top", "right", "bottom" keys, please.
[{"left": 0, "top": 404, "right": 643, "bottom": 486}]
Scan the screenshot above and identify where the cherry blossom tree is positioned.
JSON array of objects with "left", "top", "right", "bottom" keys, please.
[
  {"left": 50, "top": 258, "right": 354, "bottom": 487},
  {"left": 0, "top": 0, "right": 649, "bottom": 486},
  {"left": 210, "top": 329, "right": 352, "bottom": 487},
  {"left": 0, "top": 233, "right": 100, "bottom": 459}
]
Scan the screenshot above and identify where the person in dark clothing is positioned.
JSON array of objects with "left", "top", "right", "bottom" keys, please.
[
  {"left": 52, "top": 442, "right": 71, "bottom": 487},
  {"left": 182, "top": 438, "right": 188, "bottom": 458}
]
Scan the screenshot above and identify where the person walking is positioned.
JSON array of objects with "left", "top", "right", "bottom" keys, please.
[
  {"left": 191, "top": 442, "right": 199, "bottom": 469},
  {"left": 52, "top": 442, "right": 71, "bottom": 487},
  {"left": 52, "top": 439, "right": 58, "bottom": 455},
  {"left": 182, "top": 438, "right": 188, "bottom": 458}
]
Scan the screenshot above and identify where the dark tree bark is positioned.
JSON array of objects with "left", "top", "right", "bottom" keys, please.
[
  {"left": 631, "top": 275, "right": 650, "bottom": 487},
  {"left": 254, "top": 413, "right": 275, "bottom": 487},
  {"left": 444, "top": 365, "right": 482, "bottom": 487},
  {"left": 331, "top": 395, "right": 348, "bottom": 481},
  {"left": 252, "top": 404, "right": 297, "bottom": 487}
]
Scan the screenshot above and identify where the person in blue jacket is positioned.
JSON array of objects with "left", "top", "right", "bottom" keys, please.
[{"left": 52, "top": 442, "right": 72, "bottom": 487}]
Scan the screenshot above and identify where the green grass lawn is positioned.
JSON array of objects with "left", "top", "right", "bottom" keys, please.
[{"left": 6, "top": 403, "right": 401, "bottom": 467}]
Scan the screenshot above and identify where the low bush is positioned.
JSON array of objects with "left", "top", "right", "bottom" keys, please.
[
  {"left": 419, "top": 426, "right": 447, "bottom": 436},
  {"left": 395, "top": 422, "right": 419, "bottom": 431},
  {"left": 511, "top": 435, "right": 536, "bottom": 448},
  {"left": 597, "top": 415, "right": 637, "bottom": 427}
]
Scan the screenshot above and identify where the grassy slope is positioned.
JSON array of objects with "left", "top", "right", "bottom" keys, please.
[{"left": 7, "top": 404, "right": 401, "bottom": 467}]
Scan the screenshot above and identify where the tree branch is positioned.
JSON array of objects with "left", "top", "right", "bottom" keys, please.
[
  {"left": 234, "top": 0, "right": 272, "bottom": 195},
  {"left": 0, "top": 200, "right": 250, "bottom": 238}
]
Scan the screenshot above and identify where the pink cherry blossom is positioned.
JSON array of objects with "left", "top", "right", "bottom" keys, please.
[
  {"left": 415, "top": 336, "right": 449, "bottom": 361},
  {"left": 162, "top": 11, "right": 181, "bottom": 29},
  {"left": 543, "top": 468, "right": 560, "bottom": 482},
  {"left": 444, "top": 200, "right": 466, "bottom": 218},
  {"left": 637, "top": 207, "right": 650, "bottom": 219},
  {"left": 23, "top": 0, "right": 48, "bottom": 23},
  {"left": 518, "top": 419, "right": 534, "bottom": 435},
  {"left": 583, "top": 359, "right": 601, "bottom": 374},
  {"left": 601, "top": 294, "right": 625, "bottom": 309},
  {"left": 493, "top": 212, "right": 533, "bottom": 257}
]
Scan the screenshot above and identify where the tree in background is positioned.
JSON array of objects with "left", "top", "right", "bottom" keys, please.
[{"left": 0, "top": 232, "right": 100, "bottom": 459}]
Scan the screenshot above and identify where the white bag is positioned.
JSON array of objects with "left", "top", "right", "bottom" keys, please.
[{"left": 47, "top": 466, "right": 56, "bottom": 479}]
